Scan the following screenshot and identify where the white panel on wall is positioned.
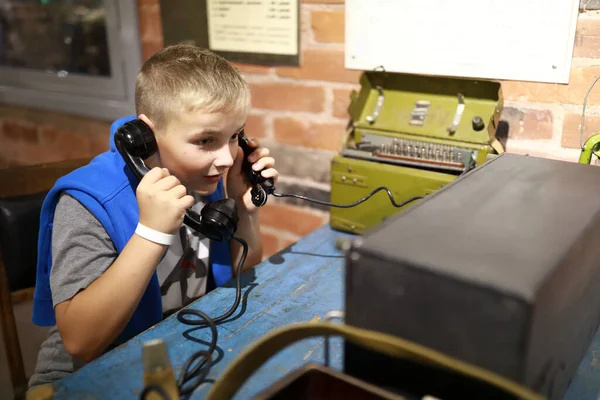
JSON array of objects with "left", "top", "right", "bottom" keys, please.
[{"left": 345, "top": 0, "right": 580, "bottom": 83}]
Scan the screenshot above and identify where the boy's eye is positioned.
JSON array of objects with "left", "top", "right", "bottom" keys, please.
[
  {"left": 231, "top": 133, "right": 240, "bottom": 142},
  {"left": 198, "top": 138, "right": 213, "bottom": 146}
]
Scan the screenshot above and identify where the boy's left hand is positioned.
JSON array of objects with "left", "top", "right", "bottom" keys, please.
[{"left": 226, "top": 137, "right": 279, "bottom": 214}]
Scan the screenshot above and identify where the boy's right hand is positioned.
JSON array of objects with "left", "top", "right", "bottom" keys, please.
[{"left": 136, "top": 167, "right": 195, "bottom": 235}]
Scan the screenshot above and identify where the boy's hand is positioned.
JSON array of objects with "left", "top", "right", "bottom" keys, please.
[
  {"left": 227, "top": 137, "right": 279, "bottom": 214},
  {"left": 136, "top": 167, "right": 195, "bottom": 235}
]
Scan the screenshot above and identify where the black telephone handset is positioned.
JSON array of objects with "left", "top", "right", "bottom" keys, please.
[
  {"left": 113, "top": 119, "right": 241, "bottom": 242},
  {"left": 237, "top": 133, "right": 275, "bottom": 207}
]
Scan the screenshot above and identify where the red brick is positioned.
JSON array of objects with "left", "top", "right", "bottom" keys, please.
[
  {"left": 62, "top": 132, "right": 92, "bottom": 158},
  {"left": 250, "top": 82, "right": 325, "bottom": 112},
  {"left": 501, "top": 80, "right": 560, "bottom": 103},
  {"left": 232, "top": 62, "right": 271, "bottom": 75},
  {"left": 259, "top": 232, "right": 296, "bottom": 261},
  {"left": 561, "top": 113, "right": 600, "bottom": 148},
  {"left": 312, "top": 10, "right": 345, "bottom": 43},
  {"left": 142, "top": 41, "right": 164, "bottom": 61},
  {"left": 332, "top": 88, "right": 354, "bottom": 118},
  {"left": 502, "top": 66, "right": 600, "bottom": 105},
  {"left": 500, "top": 107, "right": 554, "bottom": 140},
  {"left": 244, "top": 114, "right": 267, "bottom": 139},
  {"left": 282, "top": 237, "right": 296, "bottom": 249},
  {"left": 0, "top": 108, "right": 112, "bottom": 166},
  {"left": 274, "top": 117, "right": 346, "bottom": 151},
  {"left": 16, "top": 143, "right": 65, "bottom": 165},
  {"left": 2, "top": 120, "right": 38, "bottom": 143},
  {"left": 89, "top": 134, "right": 110, "bottom": 156},
  {"left": 259, "top": 203, "right": 325, "bottom": 236},
  {"left": 574, "top": 34, "right": 600, "bottom": 58},
  {"left": 260, "top": 230, "right": 280, "bottom": 259},
  {"left": 563, "top": 67, "right": 600, "bottom": 105},
  {"left": 38, "top": 125, "right": 60, "bottom": 144},
  {"left": 0, "top": 133, "right": 22, "bottom": 166},
  {"left": 2, "top": 121, "right": 18, "bottom": 141},
  {"left": 576, "top": 16, "right": 600, "bottom": 36},
  {"left": 138, "top": 5, "right": 163, "bottom": 42},
  {"left": 39, "top": 126, "right": 91, "bottom": 159},
  {"left": 276, "top": 49, "right": 362, "bottom": 84},
  {"left": 84, "top": 120, "right": 112, "bottom": 139}
]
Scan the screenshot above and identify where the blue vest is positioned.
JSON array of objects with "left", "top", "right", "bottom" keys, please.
[{"left": 32, "top": 116, "right": 233, "bottom": 345}]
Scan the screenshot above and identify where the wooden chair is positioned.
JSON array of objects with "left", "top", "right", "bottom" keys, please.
[{"left": 0, "top": 158, "right": 90, "bottom": 400}]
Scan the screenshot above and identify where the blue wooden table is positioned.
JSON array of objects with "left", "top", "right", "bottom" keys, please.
[{"left": 51, "top": 225, "right": 600, "bottom": 399}]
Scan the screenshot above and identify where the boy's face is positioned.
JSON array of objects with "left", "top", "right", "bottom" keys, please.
[{"left": 141, "top": 108, "right": 246, "bottom": 195}]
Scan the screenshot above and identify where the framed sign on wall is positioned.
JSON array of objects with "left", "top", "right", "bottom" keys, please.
[{"left": 160, "top": 0, "right": 300, "bottom": 66}]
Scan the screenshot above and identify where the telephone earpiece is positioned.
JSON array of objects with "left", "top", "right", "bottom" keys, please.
[
  {"left": 238, "top": 132, "right": 275, "bottom": 207},
  {"left": 113, "top": 119, "right": 239, "bottom": 242},
  {"left": 112, "top": 119, "right": 157, "bottom": 181}
]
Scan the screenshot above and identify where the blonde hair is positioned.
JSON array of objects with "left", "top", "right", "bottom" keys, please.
[{"left": 135, "top": 45, "right": 251, "bottom": 131}]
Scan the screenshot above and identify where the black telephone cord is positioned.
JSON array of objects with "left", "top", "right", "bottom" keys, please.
[
  {"left": 272, "top": 186, "right": 424, "bottom": 209},
  {"left": 140, "top": 186, "right": 424, "bottom": 398},
  {"left": 140, "top": 235, "right": 248, "bottom": 399}
]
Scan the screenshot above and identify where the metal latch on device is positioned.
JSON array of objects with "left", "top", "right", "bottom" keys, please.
[
  {"left": 447, "top": 93, "right": 465, "bottom": 135},
  {"left": 366, "top": 85, "right": 385, "bottom": 124}
]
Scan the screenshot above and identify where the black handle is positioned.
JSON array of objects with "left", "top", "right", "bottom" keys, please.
[{"left": 238, "top": 133, "right": 275, "bottom": 207}]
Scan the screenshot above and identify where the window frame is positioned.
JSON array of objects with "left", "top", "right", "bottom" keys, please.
[{"left": 0, "top": 0, "right": 142, "bottom": 121}]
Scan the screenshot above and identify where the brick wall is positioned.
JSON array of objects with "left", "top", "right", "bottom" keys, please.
[{"left": 1, "top": 0, "right": 600, "bottom": 260}]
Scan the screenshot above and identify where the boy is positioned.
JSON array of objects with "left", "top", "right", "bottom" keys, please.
[{"left": 28, "top": 44, "right": 279, "bottom": 387}]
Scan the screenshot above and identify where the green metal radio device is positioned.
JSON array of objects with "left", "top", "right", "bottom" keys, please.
[{"left": 329, "top": 71, "right": 505, "bottom": 234}]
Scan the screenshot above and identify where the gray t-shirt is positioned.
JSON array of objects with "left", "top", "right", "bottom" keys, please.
[{"left": 29, "top": 192, "right": 212, "bottom": 388}]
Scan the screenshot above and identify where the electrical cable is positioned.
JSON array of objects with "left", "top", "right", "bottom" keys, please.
[
  {"left": 272, "top": 186, "right": 424, "bottom": 209},
  {"left": 139, "top": 235, "right": 248, "bottom": 400},
  {"left": 580, "top": 75, "right": 600, "bottom": 164},
  {"left": 580, "top": 75, "right": 600, "bottom": 150}
]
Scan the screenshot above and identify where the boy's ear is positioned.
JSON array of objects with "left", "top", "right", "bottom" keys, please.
[{"left": 138, "top": 114, "right": 156, "bottom": 132}]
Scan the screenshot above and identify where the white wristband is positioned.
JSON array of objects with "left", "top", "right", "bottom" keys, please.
[{"left": 135, "top": 223, "right": 176, "bottom": 246}]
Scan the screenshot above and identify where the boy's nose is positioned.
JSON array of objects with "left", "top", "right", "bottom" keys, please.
[{"left": 213, "top": 145, "right": 235, "bottom": 168}]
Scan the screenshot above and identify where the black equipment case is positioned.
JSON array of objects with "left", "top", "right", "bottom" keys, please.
[{"left": 344, "top": 153, "right": 600, "bottom": 399}]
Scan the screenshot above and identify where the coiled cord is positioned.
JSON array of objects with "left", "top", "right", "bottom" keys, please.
[
  {"left": 140, "top": 235, "right": 248, "bottom": 399},
  {"left": 140, "top": 186, "right": 424, "bottom": 399}
]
